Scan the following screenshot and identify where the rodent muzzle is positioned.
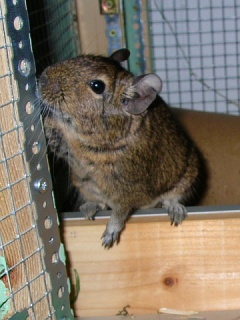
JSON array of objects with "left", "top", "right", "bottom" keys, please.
[
  {"left": 39, "top": 73, "right": 61, "bottom": 96},
  {"left": 39, "top": 73, "right": 48, "bottom": 87}
]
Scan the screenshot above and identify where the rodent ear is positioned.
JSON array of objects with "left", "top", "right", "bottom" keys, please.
[
  {"left": 123, "top": 74, "right": 162, "bottom": 115},
  {"left": 110, "top": 48, "right": 130, "bottom": 62}
]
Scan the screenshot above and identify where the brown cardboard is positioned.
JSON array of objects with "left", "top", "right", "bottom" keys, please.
[{"left": 173, "top": 109, "right": 240, "bottom": 206}]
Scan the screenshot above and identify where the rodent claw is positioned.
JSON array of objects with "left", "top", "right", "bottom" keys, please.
[
  {"left": 79, "top": 202, "right": 99, "bottom": 220},
  {"left": 101, "top": 230, "right": 120, "bottom": 248},
  {"left": 168, "top": 203, "right": 188, "bottom": 226}
]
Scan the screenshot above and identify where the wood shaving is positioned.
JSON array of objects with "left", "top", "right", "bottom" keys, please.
[{"left": 159, "top": 307, "right": 199, "bottom": 316}]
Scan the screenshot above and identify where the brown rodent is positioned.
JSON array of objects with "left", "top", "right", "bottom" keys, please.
[{"left": 39, "top": 49, "right": 203, "bottom": 248}]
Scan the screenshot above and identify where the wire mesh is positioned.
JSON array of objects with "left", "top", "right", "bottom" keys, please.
[
  {"left": 0, "top": 1, "right": 74, "bottom": 319},
  {"left": 26, "top": 0, "right": 79, "bottom": 75},
  {"left": 25, "top": 0, "right": 80, "bottom": 213},
  {"left": 0, "top": 4, "right": 55, "bottom": 320},
  {"left": 146, "top": 0, "right": 240, "bottom": 115}
]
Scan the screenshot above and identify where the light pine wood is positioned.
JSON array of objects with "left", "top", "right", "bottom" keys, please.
[
  {"left": 0, "top": 4, "right": 51, "bottom": 318},
  {"left": 62, "top": 213, "right": 240, "bottom": 317},
  {"left": 79, "top": 309, "right": 240, "bottom": 320}
]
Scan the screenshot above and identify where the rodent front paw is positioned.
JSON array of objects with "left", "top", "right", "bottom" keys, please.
[
  {"left": 101, "top": 222, "right": 123, "bottom": 248},
  {"left": 165, "top": 202, "right": 188, "bottom": 226},
  {"left": 80, "top": 202, "right": 100, "bottom": 220},
  {"left": 101, "top": 230, "right": 120, "bottom": 248}
]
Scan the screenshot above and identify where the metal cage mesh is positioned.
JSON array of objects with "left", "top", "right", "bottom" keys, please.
[
  {"left": 0, "top": 1, "right": 73, "bottom": 319},
  {"left": 26, "top": 0, "right": 79, "bottom": 75},
  {"left": 146, "top": 0, "right": 240, "bottom": 115},
  {"left": 0, "top": 4, "right": 54, "bottom": 319}
]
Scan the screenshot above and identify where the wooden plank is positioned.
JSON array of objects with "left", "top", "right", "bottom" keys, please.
[
  {"left": 62, "top": 213, "right": 240, "bottom": 317},
  {"left": 79, "top": 309, "right": 240, "bottom": 320}
]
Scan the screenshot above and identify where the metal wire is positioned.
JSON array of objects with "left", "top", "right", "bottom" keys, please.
[
  {"left": 146, "top": 0, "right": 240, "bottom": 115},
  {"left": 26, "top": 0, "right": 79, "bottom": 75},
  {"left": 0, "top": 5, "right": 54, "bottom": 318},
  {"left": 0, "top": 1, "right": 74, "bottom": 319}
]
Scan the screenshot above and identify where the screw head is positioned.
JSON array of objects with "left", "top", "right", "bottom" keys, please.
[
  {"left": 100, "top": 0, "right": 118, "bottom": 14},
  {"left": 34, "top": 178, "right": 48, "bottom": 193}
]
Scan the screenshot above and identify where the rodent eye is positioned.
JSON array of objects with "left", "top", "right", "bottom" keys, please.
[
  {"left": 89, "top": 80, "right": 105, "bottom": 94},
  {"left": 121, "top": 98, "right": 129, "bottom": 106}
]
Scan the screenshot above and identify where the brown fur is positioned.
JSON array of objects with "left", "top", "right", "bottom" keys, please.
[{"left": 39, "top": 49, "right": 203, "bottom": 248}]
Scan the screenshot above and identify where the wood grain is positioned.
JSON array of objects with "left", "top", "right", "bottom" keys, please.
[
  {"left": 62, "top": 213, "right": 240, "bottom": 317},
  {"left": 79, "top": 309, "right": 240, "bottom": 320}
]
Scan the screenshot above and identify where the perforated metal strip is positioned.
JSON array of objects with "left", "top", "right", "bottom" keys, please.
[
  {"left": 105, "top": 14, "right": 123, "bottom": 55},
  {"left": 122, "top": 0, "right": 146, "bottom": 75},
  {"left": 5, "top": 1, "right": 73, "bottom": 319}
]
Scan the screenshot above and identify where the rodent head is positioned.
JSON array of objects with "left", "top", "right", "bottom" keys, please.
[{"left": 39, "top": 49, "right": 162, "bottom": 149}]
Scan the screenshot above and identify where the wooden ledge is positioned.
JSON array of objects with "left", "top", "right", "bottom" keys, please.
[
  {"left": 61, "top": 205, "right": 240, "bottom": 226},
  {"left": 62, "top": 207, "right": 240, "bottom": 317},
  {"left": 79, "top": 309, "right": 240, "bottom": 319}
]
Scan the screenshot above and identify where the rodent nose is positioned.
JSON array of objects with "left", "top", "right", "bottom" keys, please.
[
  {"left": 39, "top": 74, "right": 48, "bottom": 87},
  {"left": 39, "top": 73, "right": 61, "bottom": 94}
]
